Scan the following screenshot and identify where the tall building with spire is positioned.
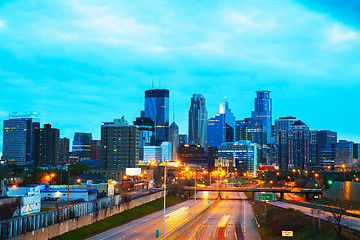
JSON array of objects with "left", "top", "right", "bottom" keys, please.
[
  {"left": 251, "top": 91, "right": 273, "bottom": 144},
  {"left": 169, "top": 122, "right": 179, "bottom": 160},
  {"left": 188, "top": 93, "right": 208, "bottom": 151},
  {"left": 144, "top": 89, "right": 169, "bottom": 145}
]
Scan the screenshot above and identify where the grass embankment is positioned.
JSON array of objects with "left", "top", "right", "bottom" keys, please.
[
  {"left": 245, "top": 193, "right": 337, "bottom": 240},
  {"left": 251, "top": 201, "right": 337, "bottom": 240},
  {"left": 51, "top": 195, "right": 185, "bottom": 240}
]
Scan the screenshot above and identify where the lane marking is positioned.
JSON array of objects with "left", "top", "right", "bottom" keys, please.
[
  {"left": 199, "top": 224, "right": 207, "bottom": 240},
  {"left": 190, "top": 224, "right": 202, "bottom": 240},
  {"left": 241, "top": 224, "right": 247, "bottom": 240},
  {"left": 165, "top": 207, "right": 189, "bottom": 218},
  {"left": 233, "top": 224, "right": 238, "bottom": 240}
]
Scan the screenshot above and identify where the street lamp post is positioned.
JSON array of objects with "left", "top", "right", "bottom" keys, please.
[
  {"left": 209, "top": 171, "right": 211, "bottom": 205},
  {"left": 342, "top": 164, "right": 346, "bottom": 182},
  {"left": 195, "top": 169, "right": 197, "bottom": 216}
]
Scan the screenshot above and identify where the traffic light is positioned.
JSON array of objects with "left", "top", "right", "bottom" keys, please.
[
  {"left": 315, "top": 183, "right": 318, "bottom": 187},
  {"left": 328, "top": 180, "right": 333, "bottom": 185},
  {"left": 156, "top": 230, "right": 159, "bottom": 238}
]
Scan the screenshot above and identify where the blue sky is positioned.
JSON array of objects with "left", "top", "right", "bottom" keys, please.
[{"left": 1, "top": 0, "right": 360, "bottom": 152}]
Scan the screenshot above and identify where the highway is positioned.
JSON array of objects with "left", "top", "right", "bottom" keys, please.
[
  {"left": 175, "top": 192, "right": 261, "bottom": 240},
  {"left": 270, "top": 201, "right": 360, "bottom": 232},
  {"left": 88, "top": 198, "right": 209, "bottom": 240}
]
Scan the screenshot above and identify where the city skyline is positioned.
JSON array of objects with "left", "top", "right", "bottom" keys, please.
[
  {"left": 1, "top": 0, "right": 360, "bottom": 153},
  {"left": 1, "top": 87, "right": 359, "bottom": 154}
]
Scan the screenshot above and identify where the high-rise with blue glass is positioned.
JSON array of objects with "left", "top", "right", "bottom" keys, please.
[
  {"left": 208, "top": 101, "right": 235, "bottom": 147},
  {"left": 73, "top": 132, "right": 92, "bottom": 160},
  {"left": 133, "top": 111, "right": 155, "bottom": 162},
  {"left": 145, "top": 89, "right": 169, "bottom": 145},
  {"left": 2, "top": 112, "right": 40, "bottom": 165},
  {"left": 251, "top": 91, "right": 273, "bottom": 144}
]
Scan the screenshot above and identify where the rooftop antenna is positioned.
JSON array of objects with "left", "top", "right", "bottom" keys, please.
[
  {"left": 159, "top": 79, "right": 161, "bottom": 89},
  {"left": 152, "top": 79, "right": 154, "bottom": 89}
]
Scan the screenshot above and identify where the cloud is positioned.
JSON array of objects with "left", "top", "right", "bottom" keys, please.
[
  {"left": 327, "top": 24, "right": 359, "bottom": 43},
  {"left": 0, "top": 0, "right": 360, "bottom": 149},
  {"left": 0, "top": 20, "right": 5, "bottom": 27}
]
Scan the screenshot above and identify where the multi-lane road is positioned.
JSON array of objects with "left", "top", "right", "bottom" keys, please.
[
  {"left": 177, "top": 192, "right": 260, "bottom": 240},
  {"left": 88, "top": 198, "right": 210, "bottom": 240},
  {"left": 88, "top": 191, "right": 260, "bottom": 240}
]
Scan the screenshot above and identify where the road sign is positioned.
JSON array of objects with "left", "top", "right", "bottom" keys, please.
[
  {"left": 282, "top": 231, "right": 293, "bottom": 237},
  {"left": 255, "top": 192, "right": 276, "bottom": 201},
  {"left": 156, "top": 230, "right": 159, "bottom": 238}
]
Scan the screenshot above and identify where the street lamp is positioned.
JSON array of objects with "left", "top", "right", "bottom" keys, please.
[
  {"left": 342, "top": 164, "right": 346, "bottom": 182},
  {"left": 51, "top": 173, "right": 55, "bottom": 185}
]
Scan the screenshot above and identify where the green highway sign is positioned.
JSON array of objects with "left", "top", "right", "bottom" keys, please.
[{"left": 255, "top": 192, "right": 276, "bottom": 201}]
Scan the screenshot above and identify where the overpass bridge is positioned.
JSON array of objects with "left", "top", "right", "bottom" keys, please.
[{"left": 183, "top": 186, "right": 323, "bottom": 201}]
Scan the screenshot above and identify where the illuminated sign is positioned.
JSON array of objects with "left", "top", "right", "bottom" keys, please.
[{"left": 126, "top": 168, "right": 142, "bottom": 176}]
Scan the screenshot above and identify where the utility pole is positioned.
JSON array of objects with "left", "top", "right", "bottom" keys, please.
[
  {"left": 68, "top": 166, "right": 70, "bottom": 206},
  {"left": 163, "top": 161, "right": 166, "bottom": 239}
]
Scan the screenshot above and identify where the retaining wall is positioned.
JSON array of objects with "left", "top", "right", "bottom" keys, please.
[{"left": 1, "top": 191, "right": 163, "bottom": 240}]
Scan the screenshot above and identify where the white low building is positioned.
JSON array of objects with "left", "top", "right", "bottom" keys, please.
[
  {"left": 7, "top": 185, "right": 42, "bottom": 216},
  {"left": 40, "top": 188, "right": 98, "bottom": 202}
]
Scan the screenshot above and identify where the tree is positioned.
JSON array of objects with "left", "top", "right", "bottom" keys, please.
[
  {"left": 23, "top": 168, "right": 47, "bottom": 183},
  {"left": 325, "top": 200, "right": 351, "bottom": 240},
  {"left": 0, "top": 197, "right": 21, "bottom": 221},
  {"left": 352, "top": 160, "right": 360, "bottom": 172},
  {"left": 69, "top": 162, "right": 91, "bottom": 177},
  {"left": 267, "top": 208, "right": 310, "bottom": 236}
]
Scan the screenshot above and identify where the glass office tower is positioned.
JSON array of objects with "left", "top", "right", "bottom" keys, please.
[
  {"left": 3, "top": 112, "right": 40, "bottom": 165},
  {"left": 208, "top": 101, "right": 235, "bottom": 147},
  {"left": 188, "top": 93, "right": 208, "bottom": 151},
  {"left": 251, "top": 91, "right": 273, "bottom": 144},
  {"left": 73, "top": 133, "right": 92, "bottom": 160},
  {"left": 144, "top": 89, "right": 169, "bottom": 145}
]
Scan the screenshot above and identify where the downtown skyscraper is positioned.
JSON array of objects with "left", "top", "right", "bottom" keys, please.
[
  {"left": 144, "top": 89, "right": 169, "bottom": 145},
  {"left": 34, "top": 123, "right": 60, "bottom": 167},
  {"left": 100, "top": 117, "right": 139, "bottom": 170},
  {"left": 188, "top": 93, "right": 208, "bottom": 151},
  {"left": 208, "top": 101, "right": 235, "bottom": 147},
  {"left": 2, "top": 112, "right": 40, "bottom": 165},
  {"left": 251, "top": 91, "right": 273, "bottom": 144},
  {"left": 73, "top": 132, "right": 92, "bottom": 160}
]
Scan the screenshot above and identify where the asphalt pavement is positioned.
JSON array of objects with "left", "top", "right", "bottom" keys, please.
[
  {"left": 87, "top": 198, "right": 209, "bottom": 240},
  {"left": 175, "top": 192, "right": 261, "bottom": 240}
]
